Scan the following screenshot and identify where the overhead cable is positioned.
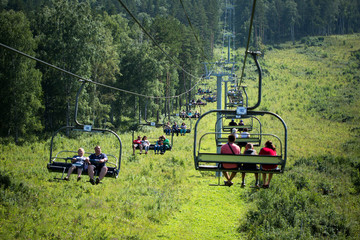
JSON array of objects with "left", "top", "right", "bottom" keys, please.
[
  {"left": 117, "top": 0, "right": 202, "bottom": 81},
  {"left": 238, "top": 0, "right": 257, "bottom": 87},
  {"left": 0, "top": 42, "right": 209, "bottom": 99},
  {"left": 179, "top": 0, "right": 210, "bottom": 62}
]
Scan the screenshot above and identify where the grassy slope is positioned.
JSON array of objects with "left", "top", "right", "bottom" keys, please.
[
  {"left": 247, "top": 34, "right": 359, "bottom": 160},
  {"left": 1, "top": 34, "right": 360, "bottom": 239}
]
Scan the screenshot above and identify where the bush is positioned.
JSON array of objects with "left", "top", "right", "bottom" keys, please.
[{"left": 239, "top": 156, "right": 357, "bottom": 239}]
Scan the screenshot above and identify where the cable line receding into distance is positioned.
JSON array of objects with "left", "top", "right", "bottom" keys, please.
[
  {"left": 238, "top": 0, "right": 257, "bottom": 87},
  {"left": 0, "top": 42, "right": 207, "bottom": 99},
  {"left": 2, "top": 1, "right": 217, "bottom": 100},
  {"left": 117, "top": 0, "right": 205, "bottom": 82},
  {"left": 179, "top": 0, "right": 211, "bottom": 62}
]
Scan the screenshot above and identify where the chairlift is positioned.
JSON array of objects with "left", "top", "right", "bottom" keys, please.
[
  {"left": 48, "top": 125, "right": 122, "bottom": 179},
  {"left": 176, "top": 115, "right": 193, "bottom": 134},
  {"left": 217, "top": 118, "right": 262, "bottom": 147},
  {"left": 221, "top": 115, "right": 260, "bottom": 133},
  {"left": 193, "top": 109, "right": 287, "bottom": 182},
  {"left": 132, "top": 130, "right": 173, "bottom": 151},
  {"left": 47, "top": 81, "right": 122, "bottom": 179}
]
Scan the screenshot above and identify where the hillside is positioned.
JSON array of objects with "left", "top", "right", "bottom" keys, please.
[{"left": 1, "top": 34, "right": 359, "bottom": 239}]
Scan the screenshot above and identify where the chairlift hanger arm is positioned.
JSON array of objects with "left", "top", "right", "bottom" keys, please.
[
  {"left": 247, "top": 51, "right": 262, "bottom": 110},
  {"left": 74, "top": 81, "right": 86, "bottom": 127}
]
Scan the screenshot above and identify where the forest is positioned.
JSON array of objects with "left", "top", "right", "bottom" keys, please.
[{"left": 1, "top": 0, "right": 360, "bottom": 142}]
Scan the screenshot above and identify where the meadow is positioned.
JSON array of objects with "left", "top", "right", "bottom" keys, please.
[{"left": 1, "top": 34, "right": 359, "bottom": 239}]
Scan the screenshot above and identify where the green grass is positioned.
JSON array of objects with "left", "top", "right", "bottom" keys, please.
[{"left": 1, "top": 34, "right": 360, "bottom": 239}]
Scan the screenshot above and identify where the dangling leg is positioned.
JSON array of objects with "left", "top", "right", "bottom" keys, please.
[
  {"left": 229, "top": 172, "right": 237, "bottom": 181},
  {"left": 222, "top": 171, "right": 230, "bottom": 181},
  {"left": 65, "top": 165, "right": 76, "bottom": 180},
  {"left": 267, "top": 173, "right": 273, "bottom": 186},
  {"left": 88, "top": 165, "right": 95, "bottom": 185},
  {"left": 97, "top": 166, "right": 108, "bottom": 184},
  {"left": 241, "top": 172, "right": 246, "bottom": 187},
  {"left": 254, "top": 173, "right": 259, "bottom": 187},
  {"left": 262, "top": 173, "right": 267, "bottom": 187},
  {"left": 76, "top": 167, "right": 82, "bottom": 181}
]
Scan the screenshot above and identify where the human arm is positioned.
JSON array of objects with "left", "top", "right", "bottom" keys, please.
[{"left": 72, "top": 155, "right": 88, "bottom": 163}]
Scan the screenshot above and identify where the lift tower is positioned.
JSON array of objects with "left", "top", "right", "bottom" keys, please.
[{"left": 203, "top": 0, "right": 239, "bottom": 153}]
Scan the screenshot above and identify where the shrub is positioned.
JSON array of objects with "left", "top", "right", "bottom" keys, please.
[{"left": 239, "top": 155, "right": 357, "bottom": 239}]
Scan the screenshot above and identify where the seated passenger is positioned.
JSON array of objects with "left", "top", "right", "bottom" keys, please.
[
  {"left": 194, "top": 110, "right": 200, "bottom": 118},
  {"left": 133, "top": 135, "right": 143, "bottom": 155},
  {"left": 196, "top": 99, "right": 205, "bottom": 105},
  {"left": 88, "top": 145, "right": 108, "bottom": 185},
  {"left": 238, "top": 128, "right": 250, "bottom": 151},
  {"left": 164, "top": 122, "right": 171, "bottom": 135},
  {"left": 187, "top": 110, "right": 193, "bottom": 119},
  {"left": 240, "top": 128, "right": 250, "bottom": 138},
  {"left": 240, "top": 143, "right": 259, "bottom": 187},
  {"left": 180, "top": 110, "right": 186, "bottom": 119},
  {"left": 154, "top": 136, "right": 163, "bottom": 154},
  {"left": 180, "top": 122, "right": 187, "bottom": 136},
  {"left": 221, "top": 134, "right": 241, "bottom": 187},
  {"left": 141, "top": 136, "right": 150, "bottom": 154},
  {"left": 259, "top": 140, "right": 277, "bottom": 188},
  {"left": 229, "top": 119, "right": 237, "bottom": 126},
  {"left": 161, "top": 135, "right": 171, "bottom": 154},
  {"left": 172, "top": 122, "right": 180, "bottom": 136},
  {"left": 64, "top": 148, "right": 89, "bottom": 181}
]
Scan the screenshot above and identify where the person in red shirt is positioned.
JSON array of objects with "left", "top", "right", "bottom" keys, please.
[
  {"left": 221, "top": 134, "right": 241, "bottom": 186},
  {"left": 259, "top": 140, "right": 277, "bottom": 188},
  {"left": 133, "top": 136, "right": 143, "bottom": 155}
]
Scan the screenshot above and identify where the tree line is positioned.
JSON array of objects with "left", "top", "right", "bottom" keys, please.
[
  {"left": 235, "top": 0, "right": 360, "bottom": 46},
  {"left": 0, "top": 0, "right": 205, "bottom": 143}
]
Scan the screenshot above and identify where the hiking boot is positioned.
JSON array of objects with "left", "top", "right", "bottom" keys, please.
[{"left": 95, "top": 178, "right": 100, "bottom": 185}]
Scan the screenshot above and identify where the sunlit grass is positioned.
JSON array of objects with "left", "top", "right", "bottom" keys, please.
[{"left": 1, "top": 34, "right": 360, "bottom": 239}]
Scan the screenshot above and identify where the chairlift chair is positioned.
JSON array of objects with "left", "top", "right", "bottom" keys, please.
[
  {"left": 221, "top": 115, "right": 260, "bottom": 133},
  {"left": 48, "top": 125, "right": 122, "bottom": 179},
  {"left": 193, "top": 109, "right": 287, "bottom": 180},
  {"left": 132, "top": 130, "right": 174, "bottom": 151},
  {"left": 47, "top": 81, "right": 122, "bottom": 179}
]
